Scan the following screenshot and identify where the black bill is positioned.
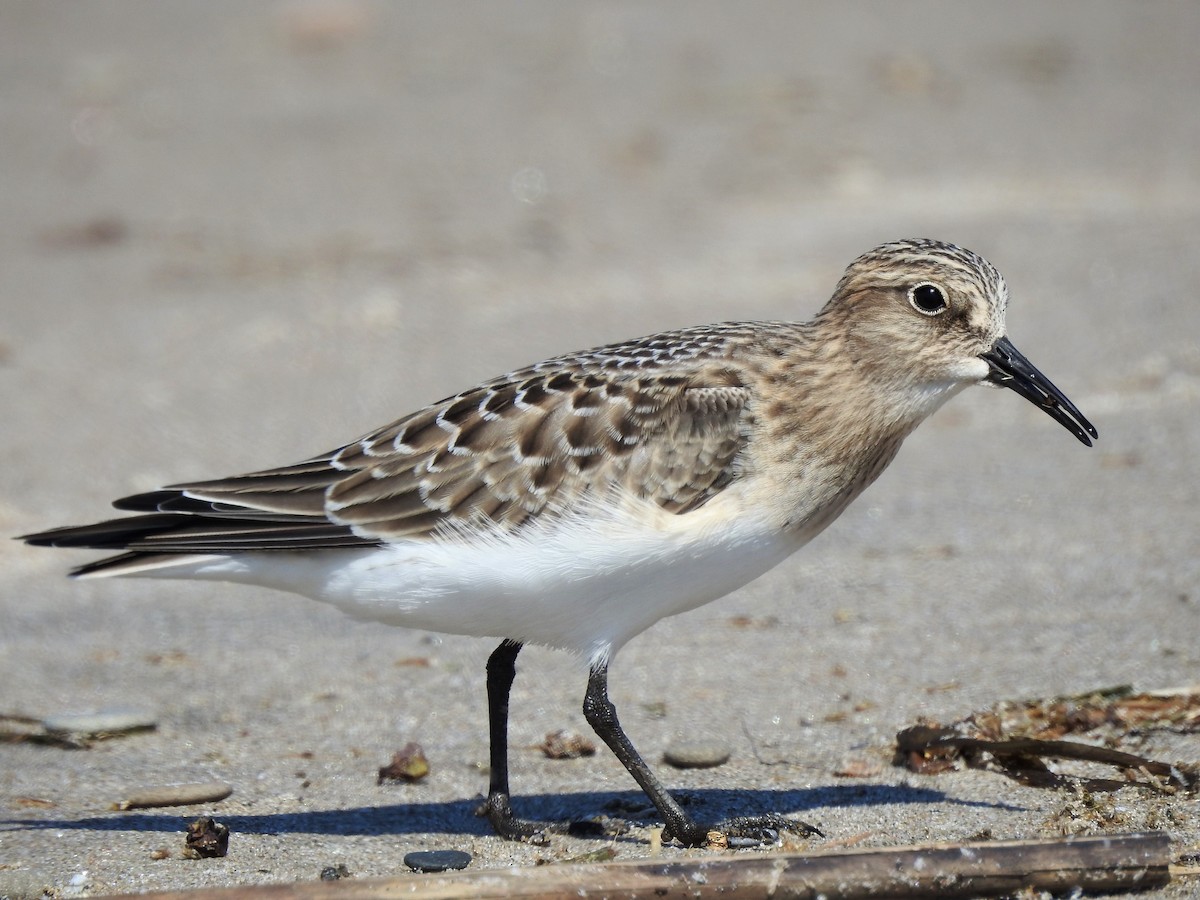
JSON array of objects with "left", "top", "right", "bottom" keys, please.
[{"left": 981, "top": 336, "right": 1098, "bottom": 447}]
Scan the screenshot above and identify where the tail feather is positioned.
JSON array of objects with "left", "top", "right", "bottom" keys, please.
[
  {"left": 68, "top": 551, "right": 223, "bottom": 579},
  {"left": 21, "top": 514, "right": 374, "bottom": 552},
  {"left": 19, "top": 487, "right": 380, "bottom": 578}
]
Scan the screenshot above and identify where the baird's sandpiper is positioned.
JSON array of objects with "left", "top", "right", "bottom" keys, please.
[{"left": 22, "top": 239, "right": 1097, "bottom": 847}]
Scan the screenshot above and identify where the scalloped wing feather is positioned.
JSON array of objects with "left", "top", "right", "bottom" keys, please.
[
  {"left": 322, "top": 365, "right": 751, "bottom": 539},
  {"left": 145, "top": 325, "right": 762, "bottom": 547}
]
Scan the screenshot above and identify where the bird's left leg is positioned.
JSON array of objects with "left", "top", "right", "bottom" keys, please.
[{"left": 481, "top": 639, "right": 555, "bottom": 842}]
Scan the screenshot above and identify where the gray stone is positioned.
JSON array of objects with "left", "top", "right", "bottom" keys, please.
[
  {"left": 663, "top": 741, "right": 731, "bottom": 769},
  {"left": 403, "top": 849, "right": 472, "bottom": 873}
]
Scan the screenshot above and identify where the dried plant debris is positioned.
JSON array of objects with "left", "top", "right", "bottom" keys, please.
[
  {"left": 115, "top": 781, "right": 233, "bottom": 810},
  {"left": 13, "top": 795, "right": 56, "bottom": 809},
  {"left": 377, "top": 741, "right": 430, "bottom": 783},
  {"left": 554, "top": 846, "right": 619, "bottom": 865},
  {"left": 539, "top": 729, "right": 597, "bottom": 759},
  {"left": 833, "top": 757, "right": 884, "bottom": 779},
  {"left": 1044, "top": 783, "right": 1194, "bottom": 836},
  {"left": 896, "top": 685, "right": 1200, "bottom": 794},
  {"left": 183, "top": 816, "right": 230, "bottom": 859},
  {"left": 969, "top": 684, "right": 1200, "bottom": 739}
]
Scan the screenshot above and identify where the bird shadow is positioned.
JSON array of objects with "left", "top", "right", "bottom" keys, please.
[{"left": 2, "top": 783, "right": 1024, "bottom": 839}]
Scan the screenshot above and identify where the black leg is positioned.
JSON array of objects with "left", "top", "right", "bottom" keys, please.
[
  {"left": 485, "top": 639, "right": 521, "bottom": 801},
  {"left": 479, "top": 641, "right": 622, "bottom": 843},
  {"left": 582, "top": 661, "right": 822, "bottom": 848},
  {"left": 582, "top": 662, "right": 706, "bottom": 845},
  {"left": 481, "top": 639, "right": 553, "bottom": 842}
]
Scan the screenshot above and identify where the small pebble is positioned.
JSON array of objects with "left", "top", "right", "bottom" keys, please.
[
  {"left": 319, "top": 863, "right": 350, "bottom": 880},
  {"left": 539, "top": 729, "right": 597, "bottom": 759},
  {"left": 61, "top": 871, "right": 90, "bottom": 898},
  {"left": 403, "top": 849, "right": 472, "bottom": 873},
  {"left": 641, "top": 700, "right": 669, "bottom": 719},
  {"left": 43, "top": 708, "right": 157, "bottom": 737},
  {"left": 662, "top": 741, "right": 731, "bottom": 769}
]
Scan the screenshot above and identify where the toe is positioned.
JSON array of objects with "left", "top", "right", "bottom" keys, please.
[{"left": 714, "top": 813, "right": 823, "bottom": 847}]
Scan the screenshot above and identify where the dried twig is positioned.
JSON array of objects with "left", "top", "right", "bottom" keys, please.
[
  {"left": 118, "top": 833, "right": 1171, "bottom": 899},
  {"left": 897, "top": 725, "right": 1197, "bottom": 793},
  {"left": 896, "top": 686, "right": 1200, "bottom": 793}
]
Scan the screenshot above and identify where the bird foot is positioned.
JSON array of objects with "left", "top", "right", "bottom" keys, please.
[
  {"left": 478, "top": 792, "right": 619, "bottom": 844},
  {"left": 663, "top": 812, "right": 823, "bottom": 848},
  {"left": 478, "top": 792, "right": 556, "bottom": 845}
]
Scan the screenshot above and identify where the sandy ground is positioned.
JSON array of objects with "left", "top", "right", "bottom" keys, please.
[{"left": 2, "top": 2, "right": 1198, "bottom": 896}]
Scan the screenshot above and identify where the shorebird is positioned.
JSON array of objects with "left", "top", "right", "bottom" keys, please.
[{"left": 22, "top": 239, "right": 1096, "bottom": 847}]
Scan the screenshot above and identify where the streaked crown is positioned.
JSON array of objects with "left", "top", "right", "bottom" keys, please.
[{"left": 819, "top": 239, "right": 1010, "bottom": 387}]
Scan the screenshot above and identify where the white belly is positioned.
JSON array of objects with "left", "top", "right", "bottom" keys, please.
[{"left": 150, "top": 494, "right": 807, "bottom": 665}]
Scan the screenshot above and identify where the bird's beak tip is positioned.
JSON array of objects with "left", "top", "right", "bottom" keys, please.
[{"left": 980, "top": 336, "right": 1097, "bottom": 447}]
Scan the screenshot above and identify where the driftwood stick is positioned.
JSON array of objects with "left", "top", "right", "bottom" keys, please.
[{"left": 117, "top": 832, "right": 1171, "bottom": 900}]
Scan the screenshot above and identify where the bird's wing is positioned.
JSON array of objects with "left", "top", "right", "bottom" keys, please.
[
  {"left": 23, "top": 323, "right": 770, "bottom": 566},
  {"left": 163, "top": 360, "right": 753, "bottom": 544}
]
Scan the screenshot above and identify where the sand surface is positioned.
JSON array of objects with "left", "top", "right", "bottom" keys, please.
[{"left": 2, "top": 3, "right": 1198, "bottom": 896}]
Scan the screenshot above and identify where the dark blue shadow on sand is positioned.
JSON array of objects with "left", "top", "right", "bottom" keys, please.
[{"left": 3, "top": 783, "right": 1024, "bottom": 839}]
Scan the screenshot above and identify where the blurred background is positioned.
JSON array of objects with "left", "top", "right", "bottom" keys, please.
[{"left": 2, "top": 2, "right": 1198, "bottom": 893}]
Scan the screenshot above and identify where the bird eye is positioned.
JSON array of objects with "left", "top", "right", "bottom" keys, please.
[{"left": 908, "top": 282, "right": 948, "bottom": 316}]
